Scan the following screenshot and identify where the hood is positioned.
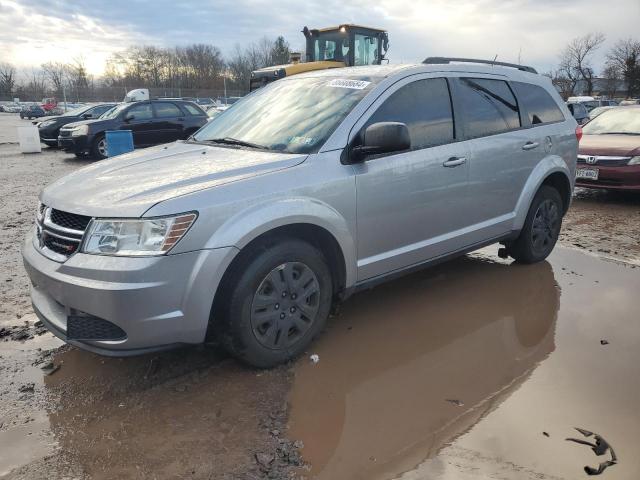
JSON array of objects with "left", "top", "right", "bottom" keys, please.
[
  {"left": 41, "top": 141, "right": 307, "bottom": 217},
  {"left": 39, "top": 115, "right": 63, "bottom": 123},
  {"left": 579, "top": 134, "right": 640, "bottom": 157}
]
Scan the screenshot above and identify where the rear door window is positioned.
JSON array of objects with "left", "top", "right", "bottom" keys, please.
[
  {"left": 127, "top": 103, "right": 154, "bottom": 120},
  {"left": 511, "top": 82, "right": 565, "bottom": 125},
  {"left": 455, "top": 78, "right": 520, "bottom": 138},
  {"left": 364, "top": 77, "right": 455, "bottom": 150},
  {"left": 153, "top": 102, "right": 183, "bottom": 118}
]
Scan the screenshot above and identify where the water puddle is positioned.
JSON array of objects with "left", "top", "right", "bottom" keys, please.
[
  {"left": 288, "top": 246, "right": 640, "bottom": 479},
  {"left": 0, "top": 333, "right": 62, "bottom": 477}
]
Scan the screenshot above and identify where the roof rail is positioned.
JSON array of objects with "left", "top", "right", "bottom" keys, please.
[{"left": 423, "top": 57, "right": 537, "bottom": 74}]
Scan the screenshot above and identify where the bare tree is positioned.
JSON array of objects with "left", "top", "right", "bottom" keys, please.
[
  {"left": 270, "top": 36, "right": 291, "bottom": 65},
  {"left": 601, "top": 63, "right": 621, "bottom": 98},
  {"left": 67, "top": 57, "right": 90, "bottom": 101},
  {"left": 558, "top": 32, "right": 605, "bottom": 96},
  {"left": 0, "top": 62, "right": 16, "bottom": 99},
  {"left": 606, "top": 38, "right": 640, "bottom": 98},
  {"left": 25, "top": 68, "right": 48, "bottom": 100},
  {"left": 41, "top": 62, "right": 67, "bottom": 95},
  {"left": 548, "top": 69, "right": 575, "bottom": 100}
]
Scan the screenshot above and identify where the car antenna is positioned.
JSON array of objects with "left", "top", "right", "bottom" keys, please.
[{"left": 492, "top": 54, "right": 498, "bottom": 67}]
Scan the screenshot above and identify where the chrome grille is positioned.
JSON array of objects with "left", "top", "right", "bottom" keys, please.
[
  {"left": 50, "top": 209, "right": 91, "bottom": 231},
  {"left": 36, "top": 204, "right": 89, "bottom": 261},
  {"left": 577, "top": 154, "right": 632, "bottom": 167}
]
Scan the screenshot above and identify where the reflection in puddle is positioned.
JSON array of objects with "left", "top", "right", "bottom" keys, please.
[
  {"left": 0, "top": 334, "right": 62, "bottom": 477},
  {"left": 39, "top": 347, "right": 289, "bottom": 479},
  {"left": 289, "top": 252, "right": 559, "bottom": 479},
  {"left": 289, "top": 246, "right": 640, "bottom": 479}
]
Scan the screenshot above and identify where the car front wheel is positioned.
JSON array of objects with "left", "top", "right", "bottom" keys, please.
[
  {"left": 215, "top": 239, "right": 333, "bottom": 368},
  {"left": 90, "top": 135, "right": 107, "bottom": 160},
  {"left": 508, "top": 185, "right": 563, "bottom": 264}
]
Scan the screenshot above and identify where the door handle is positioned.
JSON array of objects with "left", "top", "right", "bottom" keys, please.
[
  {"left": 522, "top": 141, "right": 539, "bottom": 150},
  {"left": 443, "top": 157, "right": 467, "bottom": 167}
]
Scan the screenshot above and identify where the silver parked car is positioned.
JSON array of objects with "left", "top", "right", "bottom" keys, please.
[{"left": 23, "top": 58, "right": 578, "bottom": 367}]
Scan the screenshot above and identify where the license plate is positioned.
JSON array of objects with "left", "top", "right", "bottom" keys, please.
[{"left": 576, "top": 168, "right": 598, "bottom": 180}]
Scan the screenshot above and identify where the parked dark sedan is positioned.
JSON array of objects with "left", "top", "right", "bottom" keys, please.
[
  {"left": 38, "top": 103, "right": 116, "bottom": 147},
  {"left": 577, "top": 106, "right": 640, "bottom": 191},
  {"left": 58, "top": 100, "right": 208, "bottom": 159},
  {"left": 20, "top": 104, "right": 46, "bottom": 119}
]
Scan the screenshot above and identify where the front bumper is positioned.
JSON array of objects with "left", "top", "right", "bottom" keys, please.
[
  {"left": 57, "top": 134, "right": 90, "bottom": 153},
  {"left": 39, "top": 125, "right": 59, "bottom": 143},
  {"left": 22, "top": 229, "right": 238, "bottom": 356},
  {"left": 576, "top": 164, "right": 640, "bottom": 190}
]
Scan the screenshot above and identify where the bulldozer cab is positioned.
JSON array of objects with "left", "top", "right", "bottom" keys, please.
[
  {"left": 303, "top": 25, "right": 388, "bottom": 67},
  {"left": 249, "top": 24, "right": 388, "bottom": 92}
]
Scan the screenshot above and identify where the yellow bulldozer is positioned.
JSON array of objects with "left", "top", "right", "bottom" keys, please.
[{"left": 249, "top": 24, "right": 389, "bottom": 91}]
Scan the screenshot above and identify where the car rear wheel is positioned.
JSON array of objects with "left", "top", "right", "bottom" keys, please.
[
  {"left": 90, "top": 135, "right": 107, "bottom": 160},
  {"left": 215, "top": 239, "right": 332, "bottom": 368},
  {"left": 508, "top": 185, "right": 563, "bottom": 264}
]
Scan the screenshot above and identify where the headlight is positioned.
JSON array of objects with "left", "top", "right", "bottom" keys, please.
[
  {"left": 39, "top": 120, "right": 54, "bottom": 128},
  {"left": 69, "top": 124, "right": 88, "bottom": 136},
  {"left": 82, "top": 213, "right": 197, "bottom": 256},
  {"left": 629, "top": 156, "right": 640, "bottom": 165}
]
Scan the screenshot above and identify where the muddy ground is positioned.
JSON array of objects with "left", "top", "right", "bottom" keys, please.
[{"left": 1, "top": 112, "right": 639, "bottom": 479}]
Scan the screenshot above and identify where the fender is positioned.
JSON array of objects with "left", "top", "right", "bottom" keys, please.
[
  {"left": 204, "top": 196, "right": 357, "bottom": 288},
  {"left": 512, "top": 155, "right": 571, "bottom": 231}
]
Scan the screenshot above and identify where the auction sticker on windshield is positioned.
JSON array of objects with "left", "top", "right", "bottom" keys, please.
[{"left": 326, "top": 79, "right": 371, "bottom": 89}]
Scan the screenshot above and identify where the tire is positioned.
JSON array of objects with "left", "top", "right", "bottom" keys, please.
[
  {"left": 215, "top": 238, "right": 333, "bottom": 368},
  {"left": 43, "top": 141, "right": 57, "bottom": 148},
  {"left": 508, "top": 185, "right": 563, "bottom": 264},
  {"left": 90, "top": 134, "right": 107, "bottom": 160}
]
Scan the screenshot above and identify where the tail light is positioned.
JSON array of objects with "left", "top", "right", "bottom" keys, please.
[{"left": 575, "top": 125, "right": 583, "bottom": 142}]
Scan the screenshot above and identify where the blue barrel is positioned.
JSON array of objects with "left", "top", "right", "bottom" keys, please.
[{"left": 105, "top": 130, "right": 134, "bottom": 157}]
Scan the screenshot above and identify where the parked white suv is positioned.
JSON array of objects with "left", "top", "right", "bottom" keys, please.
[{"left": 23, "top": 58, "right": 578, "bottom": 367}]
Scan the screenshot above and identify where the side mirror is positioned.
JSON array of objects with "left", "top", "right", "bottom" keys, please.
[
  {"left": 124, "top": 114, "right": 135, "bottom": 122},
  {"left": 82, "top": 113, "right": 92, "bottom": 119},
  {"left": 349, "top": 122, "right": 411, "bottom": 163}
]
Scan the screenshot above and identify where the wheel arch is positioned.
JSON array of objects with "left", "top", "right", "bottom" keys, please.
[
  {"left": 541, "top": 171, "right": 572, "bottom": 214},
  {"left": 513, "top": 157, "right": 572, "bottom": 231},
  {"left": 205, "top": 198, "right": 357, "bottom": 289}
]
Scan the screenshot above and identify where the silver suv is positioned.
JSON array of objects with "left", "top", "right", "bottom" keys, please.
[{"left": 23, "top": 58, "right": 578, "bottom": 367}]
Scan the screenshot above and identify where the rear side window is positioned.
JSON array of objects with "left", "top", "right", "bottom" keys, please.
[
  {"left": 364, "top": 78, "right": 454, "bottom": 150},
  {"left": 511, "top": 82, "right": 565, "bottom": 125},
  {"left": 154, "top": 102, "right": 182, "bottom": 118},
  {"left": 182, "top": 103, "right": 205, "bottom": 116},
  {"left": 568, "top": 103, "right": 587, "bottom": 118},
  {"left": 456, "top": 78, "right": 520, "bottom": 138}
]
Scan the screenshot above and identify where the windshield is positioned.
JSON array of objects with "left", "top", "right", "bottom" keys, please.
[
  {"left": 101, "top": 103, "right": 128, "bottom": 120},
  {"left": 61, "top": 105, "right": 91, "bottom": 117},
  {"left": 193, "top": 76, "right": 378, "bottom": 153},
  {"left": 583, "top": 108, "right": 640, "bottom": 135}
]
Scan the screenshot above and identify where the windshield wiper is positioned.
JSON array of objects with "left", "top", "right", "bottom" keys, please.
[
  {"left": 207, "top": 137, "right": 270, "bottom": 150},
  {"left": 600, "top": 132, "right": 638, "bottom": 135}
]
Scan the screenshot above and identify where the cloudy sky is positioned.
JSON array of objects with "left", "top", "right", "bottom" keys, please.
[{"left": 1, "top": 0, "right": 639, "bottom": 77}]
